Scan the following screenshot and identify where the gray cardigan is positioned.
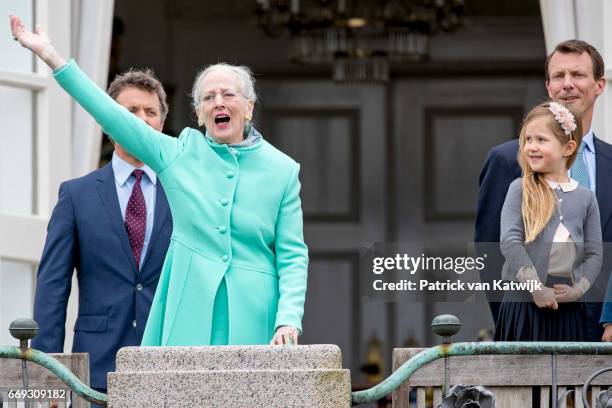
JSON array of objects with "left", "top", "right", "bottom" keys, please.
[{"left": 500, "top": 178, "right": 602, "bottom": 285}]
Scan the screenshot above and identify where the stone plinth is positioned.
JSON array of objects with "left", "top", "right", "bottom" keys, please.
[{"left": 108, "top": 345, "right": 350, "bottom": 407}]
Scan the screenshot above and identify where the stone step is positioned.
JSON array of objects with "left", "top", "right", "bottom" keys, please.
[
  {"left": 108, "top": 368, "right": 350, "bottom": 407},
  {"left": 115, "top": 344, "right": 342, "bottom": 371}
]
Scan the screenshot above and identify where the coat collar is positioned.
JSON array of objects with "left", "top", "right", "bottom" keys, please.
[{"left": 546, "top": 178, "right": 578, "bottom": 192}]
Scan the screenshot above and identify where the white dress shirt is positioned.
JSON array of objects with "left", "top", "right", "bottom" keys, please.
[{"left": 111, "top": 152, "right": 157, "bottom": 268}]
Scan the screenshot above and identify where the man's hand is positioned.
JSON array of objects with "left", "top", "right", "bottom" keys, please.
[
  {"left": 602, "top": 325, "right": 612, "bottom": 342},
  {"left": 531, "top": 286, "right": 558, "bottom": 309},
  {"left": 270, "top": 326, "right": 299, "bottom": 346}
]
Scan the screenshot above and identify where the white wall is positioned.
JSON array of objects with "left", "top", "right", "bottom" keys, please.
[{"left": 0, "top": 0, "right": 113, "bottom": 350}]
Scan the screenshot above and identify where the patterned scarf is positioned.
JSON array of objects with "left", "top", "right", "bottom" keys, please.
[{"left": 204, "top": 124, "right": 262, "bottom": 147}]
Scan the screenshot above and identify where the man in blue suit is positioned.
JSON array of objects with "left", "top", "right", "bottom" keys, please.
[
  {"left": 475, "top": 39, "right": 612, "bottom": 342},
  {"left": 31, "top": 69, "right": 172, "bottom": 395}
]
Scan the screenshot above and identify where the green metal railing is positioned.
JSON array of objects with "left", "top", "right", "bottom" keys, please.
[
  {"left": 0, "top": 345, "right": 107, "bottom": 406},
  {"left": 350, "top": 341, "right": 612, "bottom": 406},
  {"left": 2, "top": 316, "right": 612, "bottom": 408}
]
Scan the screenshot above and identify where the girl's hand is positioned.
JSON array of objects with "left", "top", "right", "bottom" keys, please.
[
  {"left": 9, "top": 14, "right": 65, "bottom": 69},
  {"left": 531, "top": 286, "right": 558, "bottom": 309},
  {"left": 270, "top": 326, "right": 299, "bottom": 346},
  {"left": 553, "top": 284, "right": 582, "bottom": 303}
]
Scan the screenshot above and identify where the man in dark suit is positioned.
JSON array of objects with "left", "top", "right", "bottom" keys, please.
[
  {"left": 31, "top": 69, "right": 173, "bottom": 396},
  {"left": 475, "top": 39, "right": 612, "bottom": 342}
]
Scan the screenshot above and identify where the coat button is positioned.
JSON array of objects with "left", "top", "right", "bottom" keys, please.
[
  {"left": 226, "top": 171, "right": 234, "bottom": 179},
  {"left": 222, "top": 254, "right": 229, "bottom": 262},
  {"left": 220, "top": 198, "right": 229, "bottom": 206},
  {"left": 136, "top": 283, "right": 143, "bottom": 291},
  {"left": 218, "top": 226, "right": 227, "bottom": 234},
  {"left": 132, "top": 320, "right": 137, "bottom": 328},
  {"left": 560, "top": 216, "right": 564, "bottom": 220}
]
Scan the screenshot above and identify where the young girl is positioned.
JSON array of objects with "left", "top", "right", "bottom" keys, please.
[{"left": 495, "top": 101, "right": 602, "bottom": 341}]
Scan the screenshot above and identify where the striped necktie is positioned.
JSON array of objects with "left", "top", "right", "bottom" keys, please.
[{"left": 572, "top": 142, "right": 590, "bottom": 189}]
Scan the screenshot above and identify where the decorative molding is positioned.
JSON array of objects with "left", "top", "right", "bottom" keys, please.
[
  {"left": 309, "top": 251, "right": 361, "bottom": 371},
  {"left": 261, "top": 108, "right": 361, "bottom": 223},
  {"left": 424, "top": 106, "right": 524, "bottom": 222}
]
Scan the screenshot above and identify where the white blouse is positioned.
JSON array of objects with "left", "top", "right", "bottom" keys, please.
[{"left": 546, "top": 179, "right": 590, "bottom": 295}]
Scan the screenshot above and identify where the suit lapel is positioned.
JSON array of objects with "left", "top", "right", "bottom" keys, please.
[
  {"left": 595, "top": 136, "right": 612, "bottom": 234},
  {"left": 140, "top": 182, "right": 170, "bottom": 273},
  {"left": 97, "top": 163, "right": 138, "bottom": 275}
]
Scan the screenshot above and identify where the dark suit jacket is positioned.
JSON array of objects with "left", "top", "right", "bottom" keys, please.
[
  {"left": 31, "top": 163, "right": 172, "bottom": 389},
  {"left": 475, "top": 136, "right": 612, "bottom": 338}
]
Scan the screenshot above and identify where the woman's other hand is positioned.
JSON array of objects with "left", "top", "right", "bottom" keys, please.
[
  {"left": 531, "top": 286, "right": 558, "bottom": 309},
  {"left": 270, "top": 326, "right": 299, "bottom": 345},
  {"left": 9, "top": 14, "right": 65, "bottom": 69},
  {"left": 553, "top": 284, "right": 582, "bottom": 303}
]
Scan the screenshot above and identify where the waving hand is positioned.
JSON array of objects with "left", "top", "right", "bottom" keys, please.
[{"left": 9, "top": 14, "right": 66, "bottom": 69}]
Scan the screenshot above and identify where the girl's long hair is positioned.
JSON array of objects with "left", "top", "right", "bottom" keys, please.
[{"left": 518, "top": 102, "right": 583, "bottom": 242}]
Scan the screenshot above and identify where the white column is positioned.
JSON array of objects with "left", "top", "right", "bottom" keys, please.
[
  {"left": 38, "top": 0, "right": 72, "bottom": 217},
  {"left": 71, "top": 0, "right": 115, "bottom": 177},
  {"left": 63, "top": 0, "right": 115, "bottom": 353},
  {"left": 600, "top": 0, "right": 612, "bottom": 144},
  {"left": 539, "top": 0, "right": 577, "bottom": 51},
  {"left": 540, "top": 0, "right": 611, "bottom": 142}
]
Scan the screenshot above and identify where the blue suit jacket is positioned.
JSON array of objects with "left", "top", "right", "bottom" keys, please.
[
  {"left": 31, "top": 163, "right": 172, "bottom": 389},
  {"left": 475, "top": 137, "right": 612, "bottom": 337}
]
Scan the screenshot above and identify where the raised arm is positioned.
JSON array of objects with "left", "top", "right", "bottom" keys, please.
[{"left": 10, "top": 14, "right": 183, "bottom": 173}]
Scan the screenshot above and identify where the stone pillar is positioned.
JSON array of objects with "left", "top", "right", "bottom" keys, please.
[{"left": 108, "top": 345, "right": 350, "bottom": 407}]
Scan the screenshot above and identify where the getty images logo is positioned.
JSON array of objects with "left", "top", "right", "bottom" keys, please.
[{"left": 372, "top": 253, "right": 487, "bottom": 275}]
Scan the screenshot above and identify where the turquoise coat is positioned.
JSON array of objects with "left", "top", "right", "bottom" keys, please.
[{"left": 54, "top": 61, "right": 308, "bottom": 345}]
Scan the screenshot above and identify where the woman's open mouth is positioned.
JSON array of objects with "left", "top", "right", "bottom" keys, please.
[{"left": 214, "top": 114, "right": 231, "bottom": 129}]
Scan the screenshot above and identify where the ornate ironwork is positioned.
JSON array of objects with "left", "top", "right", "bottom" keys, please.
[
  {"left": 582, "top": 366, "right": 612, "bottom": 408},
  {"left": 438, "top": 385, "right": 495, "bottom": 408}
]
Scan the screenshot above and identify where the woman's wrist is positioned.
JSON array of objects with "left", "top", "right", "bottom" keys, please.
[
  {"left": 516, "top": 265, "right": 540, "bottom": 285},
  {"left": 573, "top": 277, "right": 590, "bottom": 298},
  {"left": 39, "top": 45, "right": 66, "bottom": 70}
]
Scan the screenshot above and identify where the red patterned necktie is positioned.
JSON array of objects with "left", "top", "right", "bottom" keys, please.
[{"left": 125, "top": 169, "right": 146, "bottom": 270}]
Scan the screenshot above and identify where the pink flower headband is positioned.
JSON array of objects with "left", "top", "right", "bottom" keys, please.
[{"left": 548, "top": 101, "right": 577, "bottom": 137}]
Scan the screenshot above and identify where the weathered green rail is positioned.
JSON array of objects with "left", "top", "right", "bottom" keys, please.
[
  {"left": 0, "top": 345, "right": 107, "bottom": 406},
  {"left": 3, "top": 341, "right": 612, "bottom": 407},
  {"left": 351, "top": 341, "right": 612, "bottom": 405}
]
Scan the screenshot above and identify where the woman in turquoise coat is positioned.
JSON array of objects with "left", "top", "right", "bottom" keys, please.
[{"left": 11, "top": 15, "right": 308, "bottom": 346}]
